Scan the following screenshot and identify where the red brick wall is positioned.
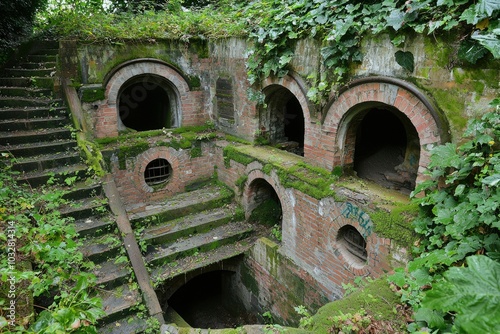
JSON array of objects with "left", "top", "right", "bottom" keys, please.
[{"left": 110, "top": 143, "right": 216, "bottom": 212}]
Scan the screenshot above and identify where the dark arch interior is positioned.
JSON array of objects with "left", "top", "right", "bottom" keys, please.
[
  {"left": 118, "top": 75, "right": 173, "bottom": 131},
  {"left": 263, "top": 87, "right": 305, "bottom": 156},
  {"left": 283, "top": 96, "right": 305, "bottom": 155},
  {"left": 167, "top": 271, "right": 259, "bottom": 328},
  {"left": 248, "top": 179, "right": 282, "bottom": 234},
  {"left": 353, "top": 108, "right": 410, "bottom": 190}
]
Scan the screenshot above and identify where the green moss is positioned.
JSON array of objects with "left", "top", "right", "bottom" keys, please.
[
  {"left": 190, "top": 145, "right": 202, "bottom": 158},
  {"left": 117, "top": 141, "right": 150, "bottom": 170},
  {"left": 187, "top": 75, "right": 201, "bottom": 89},
  {"left": 249, "top": 198, "right": 282, "bottom": 227},
  {"left": 224, "top": 145, "right": 338, "bottom": 200},
  {"left": 371, "top": 202, "right": 419, "bottom": 249},
  {"left": 223, "top": 145, "right": 255, "bottom": 168},
  {"left": 77, "top": 133, "right": 106, "bottom": 177},
  {"left": 310, "top": 276, "right": 407, "bottom": 334},
  {"left": 430, "top": 88, "right": 467, "bottom": 133},
  {"left": 80, "top": 88, "right": 105, "bottom": 102},
  {"left": 235, "top": 175, "right": 248, "bottom": 191}
]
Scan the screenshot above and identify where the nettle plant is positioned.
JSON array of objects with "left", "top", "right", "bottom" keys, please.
[
  {"left": 243, "top": 0, "right": 499, "bottom": 105},
  {"left": 390, "top": 99, "right": 500, "bottom": 333},
  {"left": 0, "top": 162, "right": 104, "bottom": 333}
]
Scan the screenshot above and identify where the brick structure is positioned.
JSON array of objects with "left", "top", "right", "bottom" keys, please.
[{"left": 70, "top": 36, "right": 497, "bottom": 316}]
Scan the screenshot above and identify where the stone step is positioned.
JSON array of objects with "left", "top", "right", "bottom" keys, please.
[
  {"left": 0, "top": 106, "right": 67, "bottom": 120},
  {"left": 0, "top": 77, "right": 54, "bottom": 88},
  {"left": 0, "top": 128, "right": 73, "bottom": 146},
  {"left": 0, "top": 116, "right": 68, "bottom": 131},
  {"left": 152, "top": 238, "right": 255, "bottom": 284},
  {"left": 11, "top": 151, "right": 81, "bottom": 174},
  {"left": 129, "top": 184, "right": 234, "bottom": 227},
  {"left": 145, "top": 221, "right": 254, "bottom": 267},
  {"left": 3, "top": 67, "right": 55, "bottom": 77},
  {"left": 15, "top": 163, "right": 87, "bottom": 188},
  {"left": 99, "top": 283, "right": 142, "bottom": 325},
  {"left": 0, "top": 86, "right": 53, "bottom": 98},
  {"left": 75, "top": 215, "right": 115, "bottom": 238},
  {"left": 0, "top": 97, "right": 61, "bottom": 108},
  {"left": 98, "top": 315, "right": 148, "bottom": 334},
  {"left": 29, "top": 47, "right": 59, "bottom": 55},
  {"left": 1, "top": 138, "right": 77, "bottom": 157},
  {"left": 81, "top": 232, "right": 123, "bottom": 263},
  {"left": 141, "top": 206, "right": 236, "bottom": 247},
  {"left": 26, "top": 54, "right": 57, "bottom": 63},
  {"left": 61, "top": 196, "right": 109, "bottom": 221},
  {"left": 94, "top": 258, "right": 131, "bottom": 290},
  {"left": 18, "top": 61, "right": 57, "bottom": 69},
  {"left": 62, "top": 181, "right": 103, "bottom": 201}
]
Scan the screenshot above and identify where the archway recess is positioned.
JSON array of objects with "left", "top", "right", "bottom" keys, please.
[
  {"left": 260, "top": 74, "right": 313, "bottom": 157},
  {"left": 96, "top": 59, "right": 192, "bottom": 137},
  {"left": 323, "top": 77, "right": 449, "bottom": 188}
]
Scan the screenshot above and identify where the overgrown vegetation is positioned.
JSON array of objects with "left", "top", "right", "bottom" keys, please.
[
  {"left": 390, "top": 99, "right": 500, "bottom": 333},
  {"left": 243, "top": 0, "right": 499, "bottom": 105},
  {"left": 0, "top": 158, "right": 104, "bottom": 333}
]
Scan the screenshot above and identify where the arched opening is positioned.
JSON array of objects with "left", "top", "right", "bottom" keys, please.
[
  {"left": 337, "top": 225, "right": 367, "bottom": 266},
  {"left": 167, "top": 271, "right": 259, "bottom": 328},
  {"left": 261, "top": 86, "right": 305, "bottom": 156},
  {"left": 352, "top": 108, "right": 419, "bottom": 193},
  {"left": 247, "top": 178, "right": 282, "bottom": 242},
  {"left": 118, "top": 74, "right": 177, "bottom": 131}
]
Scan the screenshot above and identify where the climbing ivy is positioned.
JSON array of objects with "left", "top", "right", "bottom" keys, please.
[{"left": 242, "top": 0, "right": 499, "bottom": 105}]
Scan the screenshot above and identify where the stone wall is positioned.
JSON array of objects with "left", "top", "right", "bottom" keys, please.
[{"left": 65, "top": 32, "right": 499, "bottom": 310}]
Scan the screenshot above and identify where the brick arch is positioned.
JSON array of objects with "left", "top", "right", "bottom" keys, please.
[
  {"left": 323, "top": 77, "right": 449, "bottom": 185},
  {"left": 261, "top": 73, "right": 313, "bottom": 154},
  {"left": 95, "top": 59, "right": 193, "bottom": 138}
]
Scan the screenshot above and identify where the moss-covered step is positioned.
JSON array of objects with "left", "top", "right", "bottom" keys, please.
[
  {"left": 93, "top": 258, "right": 132, "bottom": 290},
  {"left": 0, "top": 116, "right": 68, "bottom": 131},
  {"left": 0, "top": 76, "right": 55, "bottom": 88},
  {"left": 0, "top": 96, "right": 61, "bottom": 108},
  {"left": 0, "top": 127, "right": 73, "bottom": 146},
  {"left": 2, "top": 67, "right": 55, "bottom": 77},
  {"left": 145, "top": 221, "right": 254, "bottom": 267},
  {"left": 26, "top": 54, "right": 57, "bottom": 63},
  {"left": 75, "top": 215, "right": 115, "bottom": 238},
  {"left": 10, "top": 151, "right": 81, "bottom": 173},
  {"left": 140, "top": 206, "right": 238, "bottom": 246},
  {"left": 60, "top": 196, "right": 110, "bottom": 221},
  {"left": 0, "top": 86, "right": 53, "bottom": 97},
  {"left": 14, "top": 163, "right": 87, "bottom": 188},
  {"left": 17, "top": 61, "right": 57, "bottom": 69},
  {"left": 0, "top": 138, "right": 77, "bottom": 156},
  {"left": 151, "top": 238, "right": 256, "bottom": 284},
  {"left": 98, "top": 282, "right": 142, "bottom": 325},
  {"left": 129, "top": 184, "right": 234, "bottom": 227},
  {"left": 0, "top": 105, "right": 67, "bottom": 120},
  {"left": 80, "top": 232, "right": 124, "bottom": 263}
]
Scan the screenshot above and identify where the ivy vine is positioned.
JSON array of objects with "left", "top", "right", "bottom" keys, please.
[{"left": 243, "top": 0, "right": 500, "bottom": 105}]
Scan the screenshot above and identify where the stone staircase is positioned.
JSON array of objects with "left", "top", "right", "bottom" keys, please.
[
  {"left": 1, "top": 41, "right": 266, "bottom": 332},
  {"left": 0, "top": 42, "right": 147, "bottom": 332},
  {"left": 129, "top": 184, "right": 258, "bottom": 300}
]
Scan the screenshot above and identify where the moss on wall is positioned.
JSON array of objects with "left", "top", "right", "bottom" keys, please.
[
  {"left": 80, "top": 87, "right": 106, "bottom": 102},
  {"left": 371, "top": 202, "right": 419, "bottom": 250},
  {"left": 428, "top": 88, "right": 467, "bottom": 135}
]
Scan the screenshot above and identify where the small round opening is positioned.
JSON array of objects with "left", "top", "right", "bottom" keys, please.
[
  {"left": 144, "top": 158, "right": 172, "bottom": 186},
  {"left": 338, "top": 225, "right": 367, "bottom": 265}
]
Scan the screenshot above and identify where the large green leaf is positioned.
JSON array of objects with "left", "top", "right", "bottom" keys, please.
[
  {"left": 423, "top": 255, "right": 500, "bottom": 332},
  {"left": 394, "top": 50, "right": 414, "bottom": 72}
]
